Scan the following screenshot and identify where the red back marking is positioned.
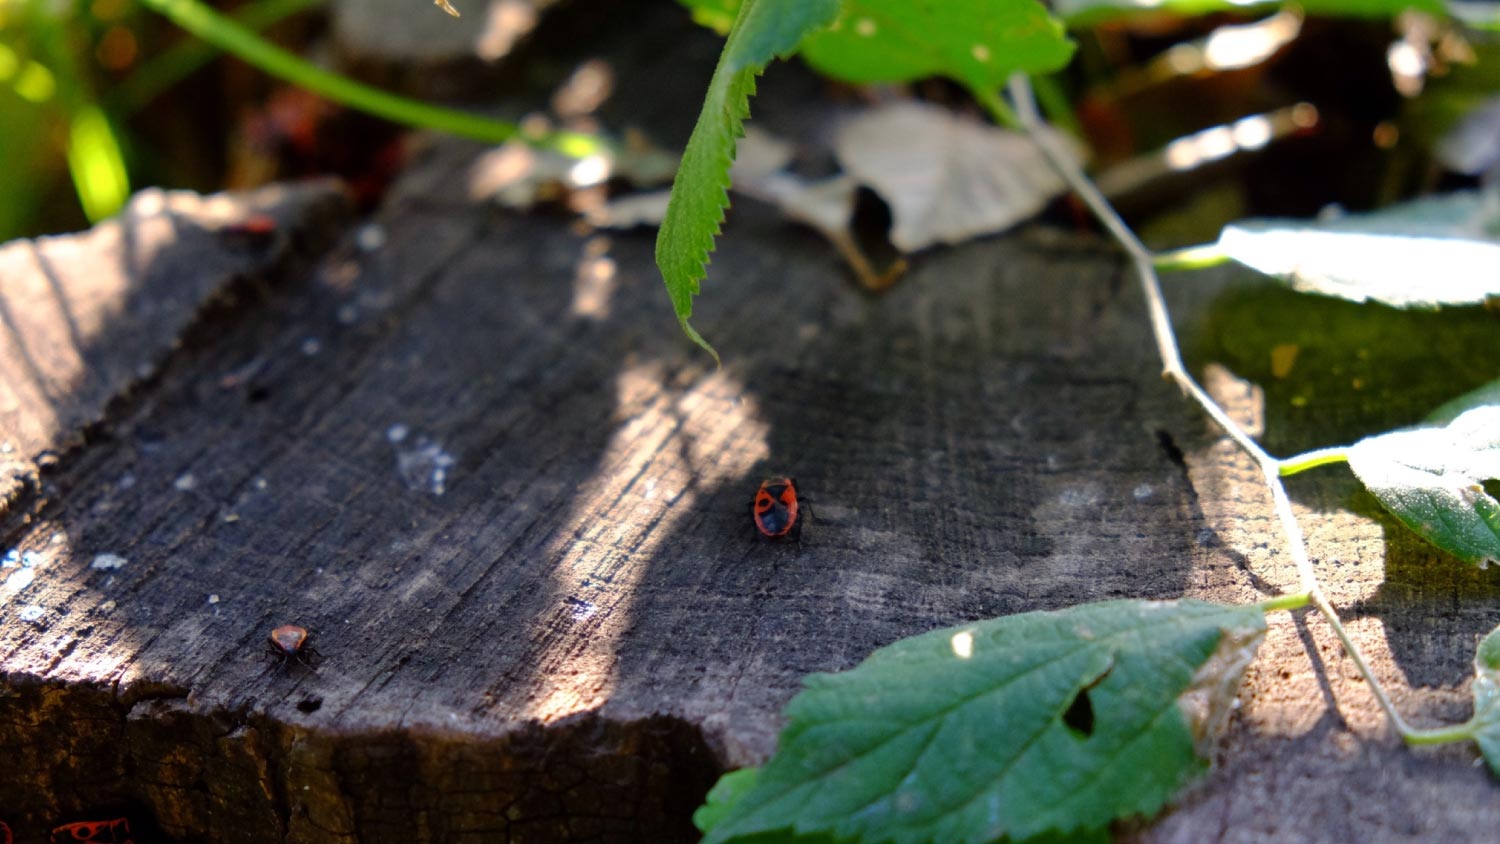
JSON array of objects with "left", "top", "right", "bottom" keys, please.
[{"left": 49, "top": 818, "right": 133, "bottom": 844}]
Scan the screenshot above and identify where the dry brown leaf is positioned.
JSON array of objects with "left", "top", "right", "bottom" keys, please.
[
  {"left": 833, "top": 100, "right": 1075, "bottom": 252},
  {"left": 729, "top": 131, "right": 903, "bottom": 291}
]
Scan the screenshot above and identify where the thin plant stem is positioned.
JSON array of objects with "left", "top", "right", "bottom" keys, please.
[
  {"left": 1000, "top": 73, "right": 1419, "bottom": 739},
  {"left": 1028, "top": 73, "right": 1081, "bottom": 137},
  {"left": 1256, "top": 591, "right": 1313, "bottom": 613},
  {"left": 1404, "top": 720, "right": 1479, "bottom": 746},
  {"left": 1280, "top": 446, "right": 1351, "bottom": 476},
  {"left": 1154, "top": 243, "right": 1231, "bottom": 272},
  {"left": 137, "top": 0, "right": 603, "bottom": 156},
  {"left": 970, "top": 86, "right": 1018, "bottom": 130}
]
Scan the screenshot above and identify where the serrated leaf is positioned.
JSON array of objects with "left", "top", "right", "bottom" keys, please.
[
  {"left": 1347, "top": 400, "right": 1500, "bottom": 568},
  {"left": 705, "top": 599, "right": 1266, "bottom": 844},
  {"left": 800, "top": 0, "right": 1074, "bottom": 92},
  {"left": 1216, "top": 190, "right": 1500, "bottom": 309},
  {"left": 1469, "top": 624, "right": 1500, "bottom": 776},
  {"left": 655, "top": 0, "right": 839, "bottom": 362}
]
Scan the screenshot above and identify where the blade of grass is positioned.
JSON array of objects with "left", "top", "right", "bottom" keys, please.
[
  {"left": 67, "top": 103, "right": 131, "bottom": 221},
  {"left": 137, "top": 0, "right": 603, "bottom": 156},
  {"left": 22, "top": 0, "right": 132, "bottom": 221}
]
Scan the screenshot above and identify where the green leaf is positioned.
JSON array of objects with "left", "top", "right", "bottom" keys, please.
[
  {"left": 1053, "top": 0, "right": 1441, "bottom": 25},
  {"left": 705, "top": 599, "right": 1266, "bottom": 844},
  {"left": 655, "top": 0, "right": 840, "bottom": 362},
  {"left": 1347, "top": 394, "right": 1500, "bottom": 568},
  {"left": 678, "top": 0, "right": 739, "bottom": 34},
  {"left": 692, "top": 767, "right": 1112, "bottom": 844},
  {"left": 1469, "top": 624, "right": 1500, "bottom": 775},
  {"left": 66, "top": 103, "right": 131, "bottom": 223},
  {"left": 1216, "top": 190, "right": 1500, "bottom": 309},
  {"left": 800, "top": 0, "right": 1074, "bottom": 92},
  {"left": 696, "top": 768, "right": 763, "bottom": 834}
]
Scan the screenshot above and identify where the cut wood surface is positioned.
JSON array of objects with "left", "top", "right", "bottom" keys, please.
[{"left": 5, "top": 4, "right": 1500, "bottom": 843}]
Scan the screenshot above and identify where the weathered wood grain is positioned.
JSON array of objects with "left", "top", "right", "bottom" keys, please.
[
  {"left": 4, "top": 3, "right": 1500, "bottom": 842},
  {"left": 4, "top": 132, "right": 1499, "bottom": 841},
  {"left": 0, "top": 182, "right": 350, "bottom": 525}
]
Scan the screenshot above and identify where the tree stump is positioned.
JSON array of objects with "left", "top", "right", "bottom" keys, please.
[{"left": 4, "top": 5, "right": 1500, "bottom": 843}]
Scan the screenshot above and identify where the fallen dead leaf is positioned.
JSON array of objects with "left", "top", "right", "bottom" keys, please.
[{"left": 833, "top": 100, "right": 1076, "bottom": 252}]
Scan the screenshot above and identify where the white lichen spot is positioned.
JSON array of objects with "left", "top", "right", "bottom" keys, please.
[
  {"left": 1059, "top": 485, "right": 1101, "bottom": 507},
  {"left": 6, "top": 567, "right": 35, "bottom": 591},
  {"left": 950, "top": 630, "right": 974, "bottom": 659},
  {"left": 222, "top": 513, "right": 240, "bottom": 523},
  {"left": 1133, "top": 483, "right": 1154, "bottom": 501},
  {"left": 386, "top": 423, "right": 410, "bottom": 444},
  {"left": 254, "top": 477, "right": 269, "bottom": 491},
  {"left": 855, "top": 17, "right": 876, "bottom": 36},
  {"left": 356, "top": 223, "right": 387, "bottom": 252},
  {"left": 19, "top": 551, "right": 44, "bottom": 568},
  {"left": 2, "top": 550, "right": 17, "bottom": 568},
  {"left": 301, "top": 337, "right": 322, "bottom": 356},
  {"left": 208, "top": 594, "right": 221, "bottom": 604},
  {"left": 91, "top": 554, "right": 128, "bottom": 570},
  {"left": 98, "top": 600, "right": 117, "bottom": 614},
  {"left": 0, "top": 442, "right": 12, "bottom": 454},
  {"left": 18, "top": 605, "right": 44, "bottom": 622},
  {"left": 174, "top": 473, "right": 198, "bottom": 492},
  {"left": 50, "top": 532, "right": 65, "bottom": 545},
  {"left": 394, "top": 434, "right": 457, "bottom": 496},
  {"left": 971, "top": 44, "right": 992, "bottom": 62}
]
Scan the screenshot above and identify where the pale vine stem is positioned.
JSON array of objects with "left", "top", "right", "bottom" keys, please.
[{"left": 986, "top": 74, "right": 1437, "bottom": 740}]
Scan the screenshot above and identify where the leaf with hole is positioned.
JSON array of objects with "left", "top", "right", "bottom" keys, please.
[
  {"left": 1346, "top": 385, "right": 1500, "bottom": 567},
  {"left": 703, "top": 599, "right": 1266, "bottom": 844},
  {"left": 1216, "top": 190, "right": 1500, "bottom": 309},
  {"left": 655, "top": 0, "right": 840, "bottom": 362}
]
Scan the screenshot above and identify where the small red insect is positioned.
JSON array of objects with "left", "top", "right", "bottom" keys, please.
[
  {"left": 266, "top": 623, "right": 317, "bottom": 668},
  {"left": 751, "top": 477, "right": 805, "bottom": 541},
  {"left": 1, "top": 819, "right": 12, "bottom": 844},
  {"left": 49, "top": 818, "right": 133, "bottom": 844}
]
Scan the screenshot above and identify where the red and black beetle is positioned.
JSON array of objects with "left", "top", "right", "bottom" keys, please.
[
  {"left": 751, "top": 477, "right": 805, "bottom": 541},
  {"left": 266, "top": 624, "right": 318, "bottom": 669}
]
